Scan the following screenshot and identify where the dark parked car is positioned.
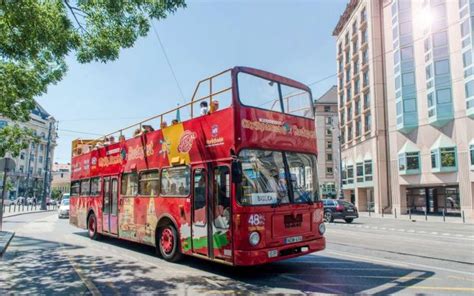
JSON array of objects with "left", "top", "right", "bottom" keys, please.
[{"left": 322, "top": 199, "right": 358, "bottom": 223}]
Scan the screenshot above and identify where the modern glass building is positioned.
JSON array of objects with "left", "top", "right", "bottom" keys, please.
[{"left": 334, "top": 0, "right": 474, "bottom": 220}]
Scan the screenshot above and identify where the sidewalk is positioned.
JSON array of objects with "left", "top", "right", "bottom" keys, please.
[
  {"left": 358, "top": 211, "right": 472, "bottom": 224},
  {"left": 2, "top": 205, "right": 57, "bottom": 219},
  {"left": 0, "top": 231, "right": 15, "bottom": 256}
]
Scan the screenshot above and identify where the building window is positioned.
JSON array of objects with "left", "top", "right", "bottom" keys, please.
[
  {"left": 19, "top": 165, "right": 24, "bottom": 173},
  {"left": 326, "top": 129, "right": 332, "bottom": 136},
  {"left": 355, "top": 119, "right": 361, "bottom": 137},
  {"left": 435, "top": 59, "right": 450, "bottom": 76},
  {"left": 362, "top": 49, "right": 368, "bottom": 65},
  {"left": 470, "top": 144, "right": 474, "bottom": 168},
  {"left": 364, "top": 112, "right": 371, "bottom": 132},
  {"left": 466, "top": 80, "right": 474, "bottom": 98},
  {"left": 327, "top": 153, "right": 333, "bottom": 161},
  {"left": 20, "top": 153, "right": 25, "bottom": 160},
  {"left": 324, "top": 106, "right": 331, "bottom": 112},
  {"left": 440, "top": 147, "right": 456, "bottom": 168},
  {"left": 326, "top": 116, "right": 333, "bottom": 125},
  {"left": 347, "top": 165, "right": 354, "bottom": 184},
  {"left": 363, "top": 70, "right": 369, "bottom": 87},
  {"left": 402, "top": 72, "right": 415, "bottom": 86},
  {"left": 346, "top": 67, "right": 351, "bottom": 82},
  {"left": 355, "top": 100, "right": 361, "bottom": 115},
  {"left": 356, "top": 162, "right": 364, "bottom": 182},
  {"left": 431, "top": 147, "right": 457, "bottom": 172},
  {"left": 347, "top": 106, "right": 352, "bottom": 121},
  {"left": 361, "top": 7, "right": 366, "bottom": 23},
  {"left": 364, "top": 92, "right": 370, "bottom": 109},
  {"left": 364, "top": 160, "right": 373, "bottom": 181},
  {"left": 362, "top": 28, "right": 368, "bottom": 44},
  {"left": 327, "top": 141, "right": 332, "bottom": 149},
  {"left": 436, "top": 88, "right": 452, "bottom": 104},
  {"left": 326, "top": 167, "right": 334, "bottom": 176},
  {"left": 399, "top": 152, "right": 420, "bottom": 174}
]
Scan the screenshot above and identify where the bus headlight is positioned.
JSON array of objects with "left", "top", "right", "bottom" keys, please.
[
  {"left": 319, "top": 223, "right": 326, "bottom": 235},
  {"left": 249, "top": 231, "right": 260, "bottom": 246}
]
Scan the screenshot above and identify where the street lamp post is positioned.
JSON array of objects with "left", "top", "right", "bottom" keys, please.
[{"left": 41, "top": 120, "right": 54, "bottom": 211}]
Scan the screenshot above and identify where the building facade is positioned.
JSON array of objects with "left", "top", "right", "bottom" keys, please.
[
  {"left": 314, "top": 86, "right": 341, "bottom": 198},
  {"left": 51, "top": 163, "right": 71, "bottom": 195},
  {"left": 0, "top": 102, "right": 57, "bottom": 200},
  {"left": 333, "top": 0, "right": 390, "bottom": 213},
  {"left": 334, "top": 0, "right": 474, "bottom": 220}
]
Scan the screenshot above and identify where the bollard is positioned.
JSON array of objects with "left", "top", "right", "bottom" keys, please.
[
  {"left": 462, "top": 210, "right": 465, "bottom": 224},
  {"left": 425, "top": 209, "right": 427, "bottom": 221},
  {"left": 409, "top": 208, "right": 412, "bottom": 220},
  {"left": 394, "top": 208, "right": 397, "bottom": 219},
  {"left": 9, "top": 204, "right": 11, "bottom": 213},
  {"left": 443, "top": 209, "right": 445, "bottom": 222},
  {"left": 369, "top": 206, "right": 371, "bottom": 217},
  {"left": 382, "top": 207, "right": 384, "bottom": 218}
]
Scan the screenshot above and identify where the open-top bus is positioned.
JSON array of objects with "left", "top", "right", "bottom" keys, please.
[{"left": 69, "top": 66, "right": 325, "bottom": 266}]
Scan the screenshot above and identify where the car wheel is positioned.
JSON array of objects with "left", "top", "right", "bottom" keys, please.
[
  {"left": 324, "top": 211, "right": 334, "bottom": 223},
  {"left": 344, "top": 218, "right": 354, "bottom": 224},
  {"left": 88, "top": 213, "right": 100, "bottom": 240},
  {"left": 158, "top": 224, "right": 182, "bottom": 262}
]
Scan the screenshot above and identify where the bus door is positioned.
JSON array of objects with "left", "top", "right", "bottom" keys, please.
[
  {"left": 191, "top": 166, "right": 232, "bottom": 261},
  {"left": 102, "top": 177, "right": 119, "bottom": 235},
  {"left": 191, "top": 168, "right": 208, "bottom": 256}
]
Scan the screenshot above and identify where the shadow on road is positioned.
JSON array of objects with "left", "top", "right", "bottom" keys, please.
[{"left": 69, "top": 231, "right": 435, "bottom": 294}]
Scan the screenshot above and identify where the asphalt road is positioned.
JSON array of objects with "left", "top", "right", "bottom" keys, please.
[{"left": 0, "top": 212, "right": 473, "bottom": 295}]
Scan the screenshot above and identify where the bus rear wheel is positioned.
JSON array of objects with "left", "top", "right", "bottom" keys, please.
[
  {"left": 158, "top": 224, "right": 182, "bottom": 262},
  {"left": 88, "top": 213, "right": 100, "bottom": 240}
]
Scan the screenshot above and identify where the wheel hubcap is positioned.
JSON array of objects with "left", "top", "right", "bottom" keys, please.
[
  {"left": 161, "top": 228, "right": 174, "bottom": 254},
  {"left": 325, "top": 213, "right": 331, "bottom": 221}
]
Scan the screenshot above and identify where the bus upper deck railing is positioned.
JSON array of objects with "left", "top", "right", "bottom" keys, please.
[{"left": 72, "top": 68, "right": 232, "bottom": 156}]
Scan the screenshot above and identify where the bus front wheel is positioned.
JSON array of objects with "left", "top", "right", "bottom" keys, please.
[
  {"left": 88, "top": 213, "right": 100, "bottom": 240},
  {"left": 157, "top": 224, "right": 182, "bottom": 262}
]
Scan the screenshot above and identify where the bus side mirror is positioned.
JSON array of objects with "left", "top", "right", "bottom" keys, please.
[{"left": 231, "top": 160, "right": 242, "bottom": 184}]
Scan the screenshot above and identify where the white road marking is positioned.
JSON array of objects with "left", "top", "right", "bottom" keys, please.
[
  {"left": 324, "top": 250, "right": 474, "bottom": 276},
  {"left": 280, "top": 274, "right": 344, "bottom": 294}
]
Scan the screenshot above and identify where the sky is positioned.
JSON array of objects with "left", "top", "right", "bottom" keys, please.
[{"left": 37, "top": 0, "right": 348, "bottom": 164}]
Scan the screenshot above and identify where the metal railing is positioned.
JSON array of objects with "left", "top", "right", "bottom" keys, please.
[
  {"left": 72, "top": 69, "right": 233, "bottom": 156},
  {"left": 2, "top": 203, "right": 57, "bottom": 216}
]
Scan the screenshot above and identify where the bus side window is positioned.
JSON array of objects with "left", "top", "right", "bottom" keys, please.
[{"left": 214, "top": 166, "right": 230, "bottom": 229}]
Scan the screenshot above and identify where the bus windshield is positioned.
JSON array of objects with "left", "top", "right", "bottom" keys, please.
[
  {"left": 238, "top": 149, "right": 318, "bottom": 206},
  {"left": 237, "top": 72, "right": 314, "bottom": 119}
]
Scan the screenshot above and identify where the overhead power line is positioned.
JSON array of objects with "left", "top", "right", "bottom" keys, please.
[{"left": 150, "top": 20, "right": 186, "bottom": 102}]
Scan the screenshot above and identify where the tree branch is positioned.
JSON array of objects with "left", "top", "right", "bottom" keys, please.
[{"left": 63, "top": 0, "right": 89, "bottom": 35}]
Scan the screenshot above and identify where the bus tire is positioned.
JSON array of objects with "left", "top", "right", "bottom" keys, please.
[
  {"left": 87, "top": 212, "right": 100, "bottom": 240},
  {"left": 157, "top": 223, "right": 182, "bottom": 262}
]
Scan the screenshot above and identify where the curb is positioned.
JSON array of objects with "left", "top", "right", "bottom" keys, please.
[
  {"left": 3, "top": 209, "right": 56, "bottom": 219},
  {"left": 0, "top": 231, "right": 15, "bottom": 257}
]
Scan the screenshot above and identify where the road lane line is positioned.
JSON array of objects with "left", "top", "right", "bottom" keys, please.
[
  {"left": 66, "top": 255, "right": 101, "bottom": 296},
  {"left": 323, "top": 250, "right": 474, "bottom": 276},
  {"left": 280, "top": 274, "right": 344, "bottom": 294}
]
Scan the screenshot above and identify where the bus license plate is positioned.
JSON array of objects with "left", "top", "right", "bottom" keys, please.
[{"left": 285, "top": 236, "right": 303, "bottom": 244}]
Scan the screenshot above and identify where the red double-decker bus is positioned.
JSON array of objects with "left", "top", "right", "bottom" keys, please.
[{"left": 69, "top": 66, "right": 325, "bottom": 266}]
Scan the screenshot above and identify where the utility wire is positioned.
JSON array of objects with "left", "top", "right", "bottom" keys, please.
[{"left": 150, "top": 20, "right": 186, "bottom": 102}]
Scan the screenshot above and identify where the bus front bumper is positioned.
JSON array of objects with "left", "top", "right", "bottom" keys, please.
[{"left": 234, "top": 237, "right": 326, "bottom": 266}]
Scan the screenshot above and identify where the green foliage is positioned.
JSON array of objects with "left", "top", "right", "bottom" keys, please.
[
  {"left": 51, "top": 188, "right": 63, "bottom": 200},
  {"left": 0, "top": 124, "right": 39, "bottom": 157},
  {"left": 0, "top": 0, "right": 186, "bottom": 156}
]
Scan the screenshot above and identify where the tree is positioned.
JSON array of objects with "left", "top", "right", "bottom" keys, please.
[{"left": 0, "top": 0, "right": 186, "bottom": 156}]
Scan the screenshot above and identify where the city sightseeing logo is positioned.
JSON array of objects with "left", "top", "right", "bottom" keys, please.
[{"left": 178, "top": 130, "right": 196, "bottom": 153}]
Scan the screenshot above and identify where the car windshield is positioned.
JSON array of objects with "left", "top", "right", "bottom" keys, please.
[
  {"left": 62, "top": 199, "right": 70, "bottom": 206},
  {"left": 237, "top": 72, "right": 314, "bottom": 119},
  {"left": 238, "top": 149, "right": 318, "bottom": 206}
]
